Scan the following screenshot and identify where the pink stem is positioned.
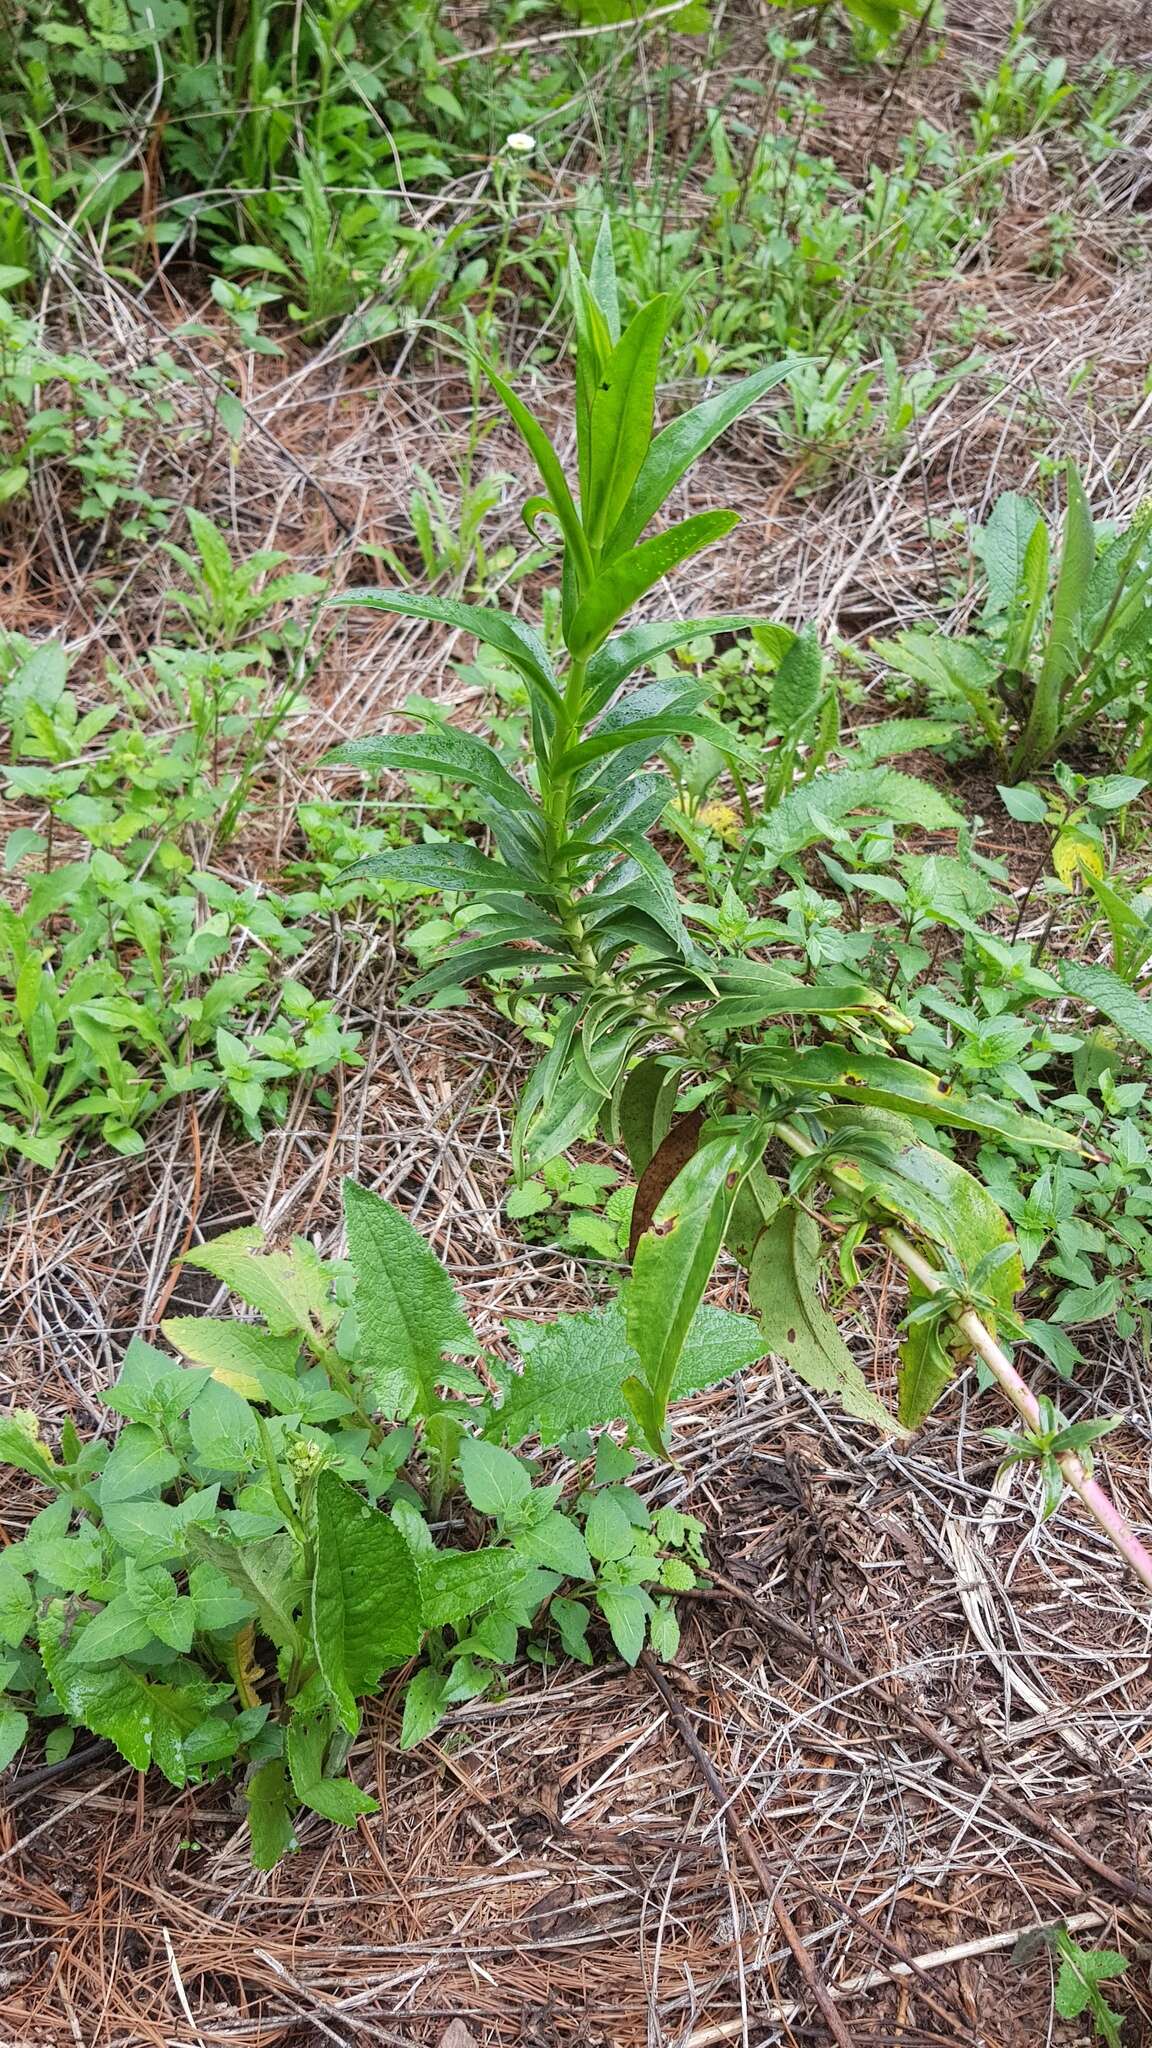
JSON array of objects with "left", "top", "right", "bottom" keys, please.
[{"left": 887, "top": 1225, "right": 1152, "bottom": 1596}]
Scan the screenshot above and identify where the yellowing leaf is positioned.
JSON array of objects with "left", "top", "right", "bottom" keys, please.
[{"left": 1052, "top": 828, "right": 1102, "bottom": 884}]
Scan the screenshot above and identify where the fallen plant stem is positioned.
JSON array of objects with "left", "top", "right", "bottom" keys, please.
[{"left": 771, "top": 1120, "right": 1152, "bottom": 1596}]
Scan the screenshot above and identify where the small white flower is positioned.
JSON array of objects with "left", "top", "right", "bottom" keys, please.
[{"left": 504, "top": 131, "right": 536, "bottom": 155}]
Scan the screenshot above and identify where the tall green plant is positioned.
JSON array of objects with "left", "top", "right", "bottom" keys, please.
[{"left": 329, "top": 230, "right": 1152, "bottom": 1591}]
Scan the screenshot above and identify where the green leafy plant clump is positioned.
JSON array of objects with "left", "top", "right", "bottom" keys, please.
[
  {"left": 325, "top": 226, "right": 1152, "bottom": 1594},
  {"left": 0, "top": 1179, "right": 752, "bottom": 1860}
]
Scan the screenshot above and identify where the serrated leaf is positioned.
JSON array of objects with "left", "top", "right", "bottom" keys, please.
[
  {"left": 0, "top": 1557, "right": 35, "bottom": 1647},
  {"left": 99, "top": 1424, "right": 180, "bottom": 1503},
  {"left": 182, "top": 1230, "right": 336, "bottom": 1341},
  {"left": 748, "top": 1207, "right": 901, "bottom": 1435},
  {"left": 0, "top": 1410, "right": 57, "bottom": 1483},
  {"left": 497, "top": 1300, "right": 762, "bottom": 1446},
  {"left": 585, "top": 1493, "right": 634, "bottom": 1563},
  {"left": 343, "top": 1180, "right": 475, "bottom": 1416},
  {"left": 161, "top": 1318, "right": 301, "bottom": 1400},
  {"left": 101, "top": 1339, "right": 181, "bottom": 1424},
  {"left": 757, "top": 767, "right": 962, "bottom": 871},
  {"left": 247, "top": 1757, "right": 298, "bottom": 1869},
  {"left": 185, "top": 1529, "right": 302, "bottom": 1651},
  {"left": 399, "top": 1666, "right": 450, "bottom": 1749},
  {"left": 1059, "top": 962, "right": 1152, "bottom": 1055},
  {"left": 457, "top": 1439, "right": 531, "bottom": 1517},
  {"left": 416, "top": 1546, "right": 538, "bottom": 1630},
  {"left": 512, "top": 1510, "right": 592, "bottom": 1580},
  {"left": 0, "top": 1704, "right": 28, "bottom": 1774},
  {"left": 596, "top": 1584, "right": 651, "bottom": 1665},
  {"left": 310, "top": 1471, "right": 422, "bottom": 1734},
  {"left": 40, "top": 1608, "right": 228, "bottom": 1786}
]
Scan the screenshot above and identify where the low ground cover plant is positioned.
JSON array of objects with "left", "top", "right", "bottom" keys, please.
[
  {"left": 877, "top": 468, "right": 1152, "bottom": 780},
  {"left": 0, "top": 1180, "right": 745, "bottom": 1862}
]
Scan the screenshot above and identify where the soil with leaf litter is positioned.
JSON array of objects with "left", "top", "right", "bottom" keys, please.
[{"left": 4, "top": 5, "right": 1152, "bottom": 2043}]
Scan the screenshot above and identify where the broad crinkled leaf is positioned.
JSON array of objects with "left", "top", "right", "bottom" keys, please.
[
  {"left": 757, "top": 767, "right": 963, "bottom": 871},
  {"left": 416, "top": 1546, "right": 539, "bottom": 1630},
  {"left": 748, "top": 1207, "right": 901, "bottom": 1435},
  {"left": 310, "top": 1471, "right": 423, "bottom": 1733},
  {"left": 182, "top": 1230, "right": 337, "bottom": 1340},
  {"left": 975, "top": 490, "right": 1044, "bottom": 617},
  {"left": 161, "top": 1318, "right": 301, "bottom": 1401},
  {"left": 497, "top": 1300, "right": 762, "bottom": 1446},
  {"left": 247, "top": 1757, "right": 298, "bottom": 1870},
  {"left": 343, "top": 1180, "right": 476, "bottom": 1414},
  {"left": 286, "top": 1704, "right": 378, "bottom": 1823},
  {"left": 185, "top": 1529, "right": 302, "bottom": 1651},
  {"left": 40, "top": 1607, "right": 230, "bottom": 1786},
  {"left": 1058, "top": 962, "right": 1152, "bottom": 1055},
  {"left": 99, "top": 1424, "right": 180, "bottom": 1503},
  {"left": 0, "top": 1410, "right": 57, "bottom": 1483}
]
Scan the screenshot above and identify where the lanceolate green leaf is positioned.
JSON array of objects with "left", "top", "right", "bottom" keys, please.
[
  {"left": 587, "top": 213, "right": 621, "bottom": 342},
  {"left": 750, "top": 1044, "right": 1079, "bottom": 1150},
  {"left": 566, "top": 511, "right": 740, "bottom": 659},
  {"left": 895, "top": 1309, "right": 954, "bottom": 1432},
  {"left": 1012, "top": 462, "right": 1094, "bottom": 773},
  {"left": 327, "top": 590, "right": 561, "bottom": 719},
  {"left": 345, "top": 842, "right": 543, "bottom": 897},
  {"left": 818, "top": 1110, "right": 1022, "bottom": 1306},
  {"left": 310, "top": 1471, "right": 423, "bottom": 1734},
  {"left": 582, "top": 614, "right": 783, "bottom": 719},
  {"left": 616, "top": 1054, "right": 679, "bottom": 1174},
  {"left": 328, "top": 727, "right": 541, "bottom": 827},
  {"left": 607, "top": 361, "right": 802, "bottom": 553},
  {"left": 481, "top": 361, "right": 594, "bottom": 588},
  {"left": 747, "top": 1206, "right": 902, "bottom": 1436},
  {"left": 625, "top": 1131, "right": 745, "bottom": 1453},
  {"left": 586, "top": 294, "right": 669, "bottom": 549}
]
